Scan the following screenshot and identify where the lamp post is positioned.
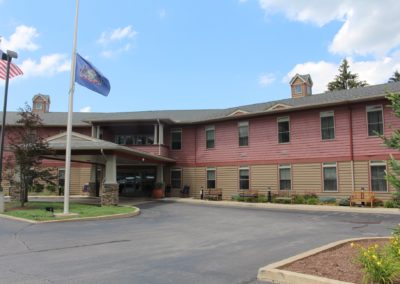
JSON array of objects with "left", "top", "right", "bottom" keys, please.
[{"left": 0, "top": 50, "right": 18, "bottom": 213}]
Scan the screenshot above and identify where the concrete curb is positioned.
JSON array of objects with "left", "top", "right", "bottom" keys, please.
[
  {"left": 163, "top": 197, "right": 400, "bottom": 215},
  {"left": 0, "top": 207, "right": 140, "bottom": 224},
  {"left": 257, "top": 236, "right": 389, "bottom": 284}
]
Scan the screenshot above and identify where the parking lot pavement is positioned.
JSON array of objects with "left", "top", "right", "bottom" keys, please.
[{"left": 0, "top": 201, "right": 398, "bottom": 284}]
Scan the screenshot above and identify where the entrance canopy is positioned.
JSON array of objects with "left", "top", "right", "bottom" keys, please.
[{"left": 44, "top": 131, "right": 175, "bottom": 165}]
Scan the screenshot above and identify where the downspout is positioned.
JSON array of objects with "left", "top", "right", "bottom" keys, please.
[
  {"left": 194, "top": 125, "right": 198, "bottom": 198},
  {"left": 348, "top": 104, "right": 355, "bottom": 192}
]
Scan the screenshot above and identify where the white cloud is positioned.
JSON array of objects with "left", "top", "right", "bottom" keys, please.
[
  {"left": 80, "top": 106, "right": 91, "bottom": 112},
  {"left": 258, "top": 0, "right": 400, "bottom": 57},
  {"left": 258, "top": 73, "right": 275, "bottom": 87},
  {"left": 284, "top": 56, "right": 400, "bottom": 94},
  {"left": 98, "top": 25, "right": 137, "bottom": 45},
  {"left": 158, "top": 9, "right": 167, "bottom": 19},
  {"left": 0, "top": 25, "right": 39, "bottom": 52},
  {"left": 20, "top": 54, "right": 70, "bottom": 77}
]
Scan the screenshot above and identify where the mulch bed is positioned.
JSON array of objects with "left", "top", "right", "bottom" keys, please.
[{"left": 281, "top": 239, "right": 396, "bottom": 284}]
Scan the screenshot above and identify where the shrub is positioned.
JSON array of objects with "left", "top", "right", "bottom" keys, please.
[
  {"left": 304, "top": 193, "right": 318, "bottom": 200},
  {"left": 375, "top": 199, "right": 384, "bottom": 207},
  {"left": 352, "top": 225, "right": 400, "bottom": 284},
  {"left": 231, "top": 195, "right": 243, "bottom": 202},
  {"left": 306, "top": 197, "right": 319, "bottom": 205},
  {"left": 384, "top": 200, "right": 398, "bottom": 208},
  {"left": 338, "top": 198, "right": 350, "bottom": 206},
  {"left": 46, "top": 184, "right": 56, "bottom": 193},
  {"left": 257, "top": 195, "right": 268, "bottom": 203},
  {"left": 29, "top": 183, "right": 44, "bottom": 193},
  {"left": 292, "top": 195, "right": 305, "bottom": 204},
  {"left": 319, "top": 196, "right": 337, "bottom": 204}
]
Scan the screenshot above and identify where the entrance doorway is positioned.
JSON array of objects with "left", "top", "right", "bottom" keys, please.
[{"left": 117, "top": 166, "right": 156, "bottom": 197}]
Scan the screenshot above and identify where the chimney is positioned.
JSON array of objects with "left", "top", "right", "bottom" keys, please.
[
  {"left": 32, "top": 94, "right": 50, "bottom": 113},
  {"left": 289, "top": 74, "right": 313, "bottom": 98}
]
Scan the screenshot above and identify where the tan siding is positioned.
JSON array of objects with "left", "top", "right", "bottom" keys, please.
[
  {"left": 182, "top": 167, "right": 205, "bottom": 198},
  {"left": 338, "top": 161, "right": 352, "bottom": 194},
  {"left": 251, "top": 165, "right": 278, "bottom": 194},
  {"left": 70, "top": 166, "right": 90, "bottom": 195},
  {"left": 354, "top": 161, "right": 369, "bottom": 190},
  {"left": 217, "top": 166, "right": 238, "bottom": 200},
  {"left": 292, "top": 163, "right": 321, "bottom": 194}
]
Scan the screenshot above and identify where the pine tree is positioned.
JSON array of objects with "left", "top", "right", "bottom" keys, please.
[
  {"left": 327, "top": 59, "right": 368, "bottom": 91},
  {"left": 383, "top": 92, "right": 400, "bottom": 206},
  {"left": 388, "top": 70, "right": 400, "bottom": 83}
]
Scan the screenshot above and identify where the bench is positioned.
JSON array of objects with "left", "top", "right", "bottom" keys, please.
[
  {"left": 204, "top": 188, "right": 222, "bottom": 200},
  {"left": 350, "top": 191, "right": 375, "bottom": 207},
  {"left": 239, "top": 189, "right": 258, "bottom": 198},
  {"left": 273, "top": 191, "right": 293, "bottom": 204}
]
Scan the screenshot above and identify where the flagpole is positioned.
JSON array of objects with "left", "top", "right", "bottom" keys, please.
[{"left": 63, "top": 0, "right": 80, "bottom": 214}]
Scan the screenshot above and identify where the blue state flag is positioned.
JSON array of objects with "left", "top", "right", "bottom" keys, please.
[{"left": 75, "top": 53, "right": 110, "bottom": 96}]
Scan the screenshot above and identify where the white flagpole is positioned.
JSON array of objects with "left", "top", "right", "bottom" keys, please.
[{"left": 64, "top": 0, "right": 80, "bottom": 214}]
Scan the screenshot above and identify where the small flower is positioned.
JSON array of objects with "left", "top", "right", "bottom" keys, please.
[
  {"left": 377, "top": 261, "right": 382, "bottom": 266},
  {"left": 374, "top": 244, "right": 379, "bottom": 249},
  {"left": 372, "top": 254, "right": 378, "bottom": 260},
  {"left": 350, "top": 242, "right": 355, "bottom": 248}
]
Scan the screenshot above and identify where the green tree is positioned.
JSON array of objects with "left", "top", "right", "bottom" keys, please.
[
  {"left": 388, "top": 70, "right": 400, "bottom": 83},
  {"left": 327, "top": 58, "right": 368, "bottom": 91},
  {"left": 6, "top": 104, "right": 55, "bottom": 206},
  {"left": 383, "top": 92, "right": 400, "bottom": 205}
]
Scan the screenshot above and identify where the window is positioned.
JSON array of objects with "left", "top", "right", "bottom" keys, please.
[
  {"left": 367, "top": 105, "right": 383, "bottom": 136},
  {"left": 238, "top": 121, "right": 249, "bottom": 146},
  {"left": 278, "top": 117, "right": 290, "bottom": 143},
  {"left": 35, "top": 102, "right": 42, "bottom": 110},
  {"left": 171, "top": 129, "right": 182, "bottom": 150},
  {"left": 279, "top": 165, "right": 291, "bottom": 190},
  {"left": 370, "top": 161, "right": 387, "bottom": 192},
  {"left": 239, "top": 167, "right": 249, "bottom": 190},
  {"left": 295, "top": 85, "right": 302, "bottom": 94},
  {"left": 323, "top": 163, "right": 337, "bottom": 192},
  {"left": 171, "top": 169, "right": 182, "bottom": 188},
  {"left": 321, "top": 111, "right": 335, "bottom": 140},
  {"left": 207, "top": 168, "right": 216, "bottom": 189},
  {"left": 205, "top": 126, "right": 215, "bottom": 149},
  {"left": 115, "top": 135, "right": 125, "bottom": 145}
]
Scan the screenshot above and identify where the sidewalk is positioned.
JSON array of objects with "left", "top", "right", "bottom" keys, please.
[{"left": 163, "top": 197, "right": 400, "bottom": 215}]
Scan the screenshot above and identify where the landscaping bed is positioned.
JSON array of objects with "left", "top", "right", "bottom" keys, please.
[
  {"left": 3, "top": 201, "right": 137, "bottom": 221},
  {"left": 281, "top": 239, "right": 395, "bottom": 284}
]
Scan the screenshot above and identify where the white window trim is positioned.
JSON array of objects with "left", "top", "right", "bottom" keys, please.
[
  {"left": 322, "top": 162, "right": 338, "bottom": 192},
  {"left": 366, "top": 105, "right": 384, "bottom": 137},
  {"left": 320, "top": 111, "right": 335, "bottom": 140},
  {"left": 239, "top": 166, "right": 250, "bottom": 190},
  {"left": 279, "top": 164, "right": 292, "bottom": 191},
  {"left": 205, "top": 125, "right": 215, "bottom": 149},
  {"left": 206, "top": 168, "right": 216, "bottom": 189},
  {"left": 238, "top": 121, "right": 249, "bottom": 147},
  {"left": 369, "top": 160, "right": 388, "bottom": 192},
  {"left": 277, "top": 116, "right": 290, "bottom": 144}
]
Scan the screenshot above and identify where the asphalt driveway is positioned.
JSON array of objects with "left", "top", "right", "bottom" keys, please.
[{"left": 0, "top": 201, "right": 398, "bottom": 284}]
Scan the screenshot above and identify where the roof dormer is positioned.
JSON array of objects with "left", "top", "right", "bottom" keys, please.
[
  {"left": 32, "top": 94, "right": 51, "bottom": 113},
  {"left": 289, "top": 74, "right": 313, "bottom": 99}
]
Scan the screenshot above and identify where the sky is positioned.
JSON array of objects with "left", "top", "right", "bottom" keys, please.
[{"left": 1, "top": 0, "right": 400, "bottom": 113}]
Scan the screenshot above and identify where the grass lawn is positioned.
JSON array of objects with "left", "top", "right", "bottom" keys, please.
[{"left": 3, "top": 202, "right": 137, "bottom": 221}]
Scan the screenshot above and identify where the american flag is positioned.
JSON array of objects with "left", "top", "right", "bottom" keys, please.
[{"left": 0, "top": 50, "right": 23, "bottom": 80}]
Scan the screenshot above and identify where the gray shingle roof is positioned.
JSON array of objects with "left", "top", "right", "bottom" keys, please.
[{"left": 2, "top": 81, "right": 400, "bottom": 126}]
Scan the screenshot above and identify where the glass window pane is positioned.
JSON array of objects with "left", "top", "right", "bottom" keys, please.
[
  {"left": 323, "top": 167, "right": 337, "bottom": 191},
  {"left": 171, "top": 131, "right": 182, "bottom": 150},
  {"left": 368, "top": 110, "right": 383, "bottom": 136},
  {"left": 371, "top": 165, "right": 387, "bottom": 192}
]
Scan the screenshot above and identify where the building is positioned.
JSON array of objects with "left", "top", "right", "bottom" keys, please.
[{"left": 3, "top": 76, "right": 400, "bottom": 204}]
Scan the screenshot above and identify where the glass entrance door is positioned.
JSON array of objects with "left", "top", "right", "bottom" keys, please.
[{"left": 117, "top": 166, "right": 156, "bottom": 197}]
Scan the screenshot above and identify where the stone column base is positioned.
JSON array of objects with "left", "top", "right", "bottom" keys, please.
[{"left": 101, "top": 183, "right": 119, "bottom": 206}]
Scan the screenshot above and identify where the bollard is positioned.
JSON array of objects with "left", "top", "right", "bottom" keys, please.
[{"left": 267, "top": 190, "right": 272, "bottom": 203}]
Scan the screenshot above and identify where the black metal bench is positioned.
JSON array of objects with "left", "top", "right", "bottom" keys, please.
[{"left": 180, "top": 185, "right": 190, "bottom": 197}]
